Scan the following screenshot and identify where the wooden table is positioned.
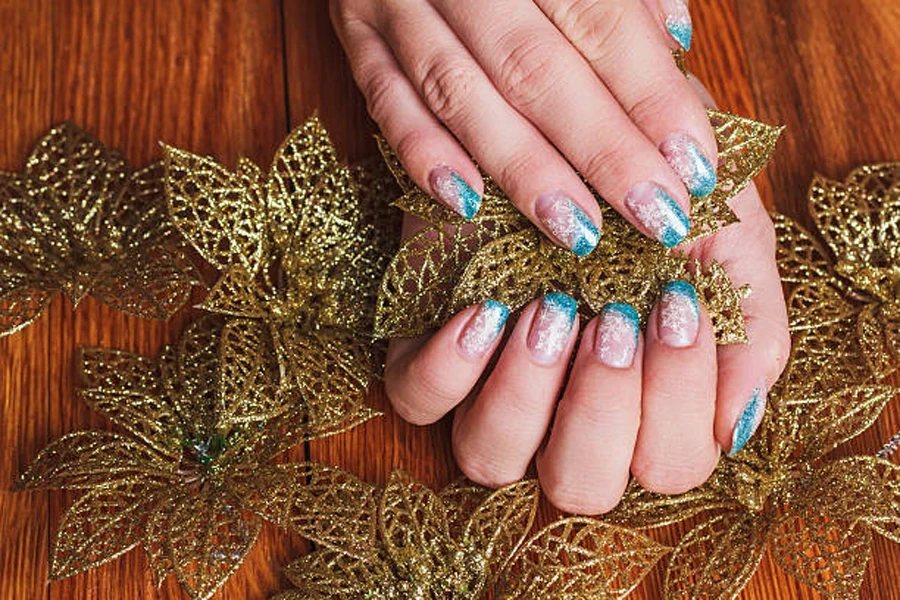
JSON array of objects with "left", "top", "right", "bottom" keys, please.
[{"left": 1, "top": 1, "right": 898, "bottom": 598}]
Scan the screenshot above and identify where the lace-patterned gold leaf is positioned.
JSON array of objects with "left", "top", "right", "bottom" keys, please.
[
  {"left": 0, "top": 124, "right": 199, "bottom": 335},
  {"left": 775, "top": 163, "right": 900, "bottom": 379},
  {"left": 770, "top": 513, "right": 872, "bottom": 600},
  {"left": 603, "top": 476, "right": 737, "bottom": 530},
  {"left": 664, "top": 513, "right": 768, "bottom": 600},
  {"left": 499, "top": 518, "right": 670, "bottom": 599},
  {"left": 375, "top": 111, "right": 777, "bottom": 341}
]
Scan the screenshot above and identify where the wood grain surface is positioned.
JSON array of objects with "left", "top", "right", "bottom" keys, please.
[{"left": 1, "top": 1, "right": 898, "bottom": 598}]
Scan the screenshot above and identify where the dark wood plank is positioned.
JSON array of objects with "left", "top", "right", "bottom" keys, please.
[{"left": 0, "top": 2, "right": 53, "bottom": 599}]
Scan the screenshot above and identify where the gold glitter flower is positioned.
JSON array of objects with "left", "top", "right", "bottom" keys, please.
[
  {"left": 273, "top": 473, "right": 669, "bottom": 600},
  {"left": 164, "top": 118, "right": 400, "bottom": 436},
  {"left": 775, "top": 163, "right": 900, "bottom": 379},
  {"left": 375, "top": 111, "right": 780, "bottom": 343},
  {"left": 0, "top": 123, "right": 199, "bottom": 335},
  {"left": 17, "top": 317, "right": 378, "bottom": 600},
  {"left": 604, "top": 330, "right": 899, "bottom": 599}
]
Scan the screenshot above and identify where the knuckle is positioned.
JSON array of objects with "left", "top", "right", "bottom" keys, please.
[
  {"left": 453, "top": 438, "right": 526, "bottom": 489},
  {"left": 384, "top": 360, "right": 449, "bottom": 426},
  {"left": 362, "top": 70, "right": 402, "bottom": 126},
  {"left": 556, "top": 0, "right": 629, "bottom": 63},
  {"left": 419, "top": 57, "right": 477, "bottom": 125},
  {"left": 632, "top": 449, "right": 718, "bottom": 495},
  {"left": 494, "top": 152, "right": 540, "bottom": 199},
  {"left": 581, "top": 135, "right": 630, "bottom": 185},
  {"left": 626, "top": 89, "right": 675, "bottom": 129},
  {"left": 494, "top": 32, "right": 562, "bottom": 110}
]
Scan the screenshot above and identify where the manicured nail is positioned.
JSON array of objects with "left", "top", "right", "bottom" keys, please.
[
  {"left": 535, "top": 191, "right": 600, "bottom": 257},
  {"left": 624, "top": 182, "right": 690, "bottom": 248},
  {"left": 658, "top": 281, "right": 699, "bottom": 348},
  {"left": 527, "top": 293, "right": 577, "bottom": 365},
  {"left": 458, "top": 300, "right": 510, "bottom": 360},
  {"left": 660, "top": 133, "right": 717, "bottom": 198},
  {"left": 729, "top": 383, "right": 767, "bottom": 456},
  {"left": 594, "top": 303, "right": 640, "bottom": 369},
  {"left": 430, "top": 165, "right": 481, "bottom": 219},
  {"left": 661, "top": 0, "right": 693, "bottom": 51}
]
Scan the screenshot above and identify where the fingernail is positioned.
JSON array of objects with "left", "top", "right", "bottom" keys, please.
[
  {"left": 661, "top": 0, "right": 693, "bottom": 51},
  {"left": 594, "top": 303, "right": 640, "bottom": 369},
  {"left": 430, "top": 165, "right": 481, "bottom": 219},
  {"left": 658, "top": 281, "right": 699, "bottom": 348},
  {"left": 624, "top": 182, "right": 690, "bottom": 248},
  {"left": 458, "top": 300, "right": 510, "bottom": 360},
  {"left": 660, "top": 133, "right": 717, "bottom": 198},
  {"left": 535, "top": 191, "right": 600, "bottom": 257},
  {"left": 729, "top": 383, "right": 767, "bottom": 456},
  {"left": 527, "top": 293, "right": 577, "bottom": 365}
]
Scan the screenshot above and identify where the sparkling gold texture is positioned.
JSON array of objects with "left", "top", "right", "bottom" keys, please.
[
  {"left": 18, "top": 317, "right": 379, "bottom": 600},
  {"left": 0, "top": 123, "right": 199, "bottom": 335},
  {"left": 374, "top": 111, "right": 778, "bottom": 343},
  {"left": 274, "top": 475, "right": 669, "bottom": 600},
  {"left": 775, "top": 163, "right": 900, "bottom": 379},
  {"left": 164, "top": 117, "right": 400, "bottom": 438}
]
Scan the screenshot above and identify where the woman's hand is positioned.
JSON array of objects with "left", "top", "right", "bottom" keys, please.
[{"left": 331, "top": 0, "right": 791, "bottom": 513}]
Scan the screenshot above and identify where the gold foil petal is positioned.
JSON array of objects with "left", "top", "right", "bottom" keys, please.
[
  {"left": 664, "top": 512, "right": 768, "bottom": 600},
  {"left": 770, "top": 513, "right": 871, "bottom": 600},
  {"left": 500, "top": 517, "right": 669, "bottom": 599},
  {"left": 773, "top": 212, "right": 835, "bottom": 286}
]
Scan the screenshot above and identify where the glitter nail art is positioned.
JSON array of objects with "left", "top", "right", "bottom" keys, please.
[
  {"left": 528, "top": 292, "right": 577, "bottom": 364},
  {"left": 624, "top": 182, "right": 691, "bottom": 248},
  {"left": 730, "top": 383, "right": 767, "bottom": 456},
  {"left": 430, "top": 166, "right": 481, "bottom": 219},
  {"left": 660, "top": 133, "right": 717, "bottom": 198},
  {"left": 661, "top": 0, "right": 693, "bottom": 51},
  {"left": 458, "top": 300, "right": 510, "bottom": 360},
  {"left": 535, "top": 192, "right": 600, "bottom": 257},
  {"left": 658, "top": 280, "right": 699, "bottom": 348},
  {"left": 595, "top": 303, "right": 640, "bottom": 369}
]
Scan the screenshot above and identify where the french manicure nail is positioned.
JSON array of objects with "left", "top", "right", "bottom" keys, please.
[
  {"left": 594, "top": 303, "right": 640, "bottom": 369},
  {"left": 658, "top": 281, "right": 699, "bottom": 348},
  {"left": 729, "top": 383, "right": 767, "bottom": 456},
  {"left": 527, "top": 292, "right": 577, "bottom": 364},
  {"left": 624, "top": 182, "right": 691, "bottom": 248},
  {"left": 660, "top": 133, "right": 717, "bottom": 198},
  {"left": 458, "top": 300, "right": 510, "bottom": 360},
  {"left": 535, "top": 191, "right": 600, "bottom": 257},
  {"left": 661, "top": 0, "right": 693, "bottom": 51},
  {"left": 430, "top": 165, "right": 481, "bottom": 219}
]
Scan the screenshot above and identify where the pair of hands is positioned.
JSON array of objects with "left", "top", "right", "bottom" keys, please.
[{"left": 331, "top": 0, "right": 790, "bottom": 514}]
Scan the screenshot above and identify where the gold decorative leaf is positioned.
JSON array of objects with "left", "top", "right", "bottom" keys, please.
[
  {"left": 664, "top": 512, "right": 768, "bottom": 600},
  {"left": 787, "top": 280, "right": 858, "bottom": 332},
  {"left": 773, "top": 212, "right": 835, "bottom": 286},
  {"left": 234, "top": 462, "right": 378, "bottom": 559},
  {"left": 770, "top": 513, "right": 872, "bottom": 600},
  {"left": 691, "top": 260, "right": 752, "bottom": 344},
  {"left": 50, "top": 481, "right": 161, "bottom": 580},
  {"left": 0, "top": 124, "right": 198, "bottom": 335},
  {"left": 857, "top": 303, "right": 900, "bottom": 379},
  {"left": 281, "top": 549, "right": 390, "bottom": 599},
  {"left": 500, "top": 517, "right": 669, "bottom": 599},
  {"left": 604, "top": 477, "right": 736, "bottom": 530}
]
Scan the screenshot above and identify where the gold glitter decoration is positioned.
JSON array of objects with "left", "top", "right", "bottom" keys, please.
[
  {"left": 603, "top": 329, "right": 900, "bottom": 599},
  {"left": 17, "top": 317, "right": 378, "bottom": 600},
  {"left": 775, "top": 163, "right": 900, "bottom": 379},
  {"left": 164, "top": 117, "right": 400, "bottom": 436},
  {"left": 0, "top": 123, "right": 199, "bottom": 335},
  {"left": 374, "top": 110, "right": 778, "bottom": 341},
  {"left": 273, "top": 474, "right": 668, "bottom": 600}
]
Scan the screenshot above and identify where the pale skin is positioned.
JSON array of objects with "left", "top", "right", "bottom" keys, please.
[{"left": 330, "top": 0, "right": 791, "bottom": 513}]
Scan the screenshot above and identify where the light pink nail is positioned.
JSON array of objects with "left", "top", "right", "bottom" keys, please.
[{"left": 657, "top": 281, "right": 699, "bottom": 348}]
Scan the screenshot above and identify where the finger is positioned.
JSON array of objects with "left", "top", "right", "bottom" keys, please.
[
  {"left": 372, "top": 3, "right": 602, "bottom": 256},
  {"left": 631, "top": 281, "right": 719, "bottom": 494},
  {"left": 680, "top": 76, "right": 791, "bottom": 455},
  {"left": 430, "top": 0, "right": 695, "bottom": 248},
  {"left": 384, "top": 300, "right": 511, "bottom": 425},
  {"left": 536, "top": 0, "right": 718, "bottom": 199},
  {"left": 453, "top": 293, "right": 579, "bottom": 486},
  {"left": 642, "top": 0, "right": 694, "bottom": 51},
  {"left": 537, "top": 303, "right": 643, "bottom": 514},
  {"left": 700, "top": 184, "right": 791, "bottom": 455},
  {"left": 331, "top": 11, "right": 484, "bottom": 219}
]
